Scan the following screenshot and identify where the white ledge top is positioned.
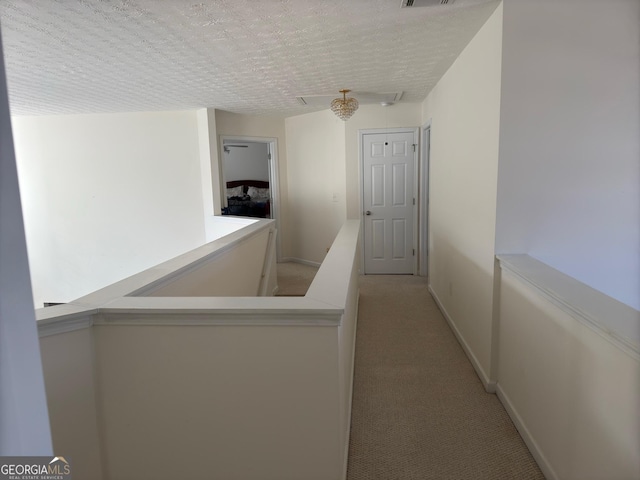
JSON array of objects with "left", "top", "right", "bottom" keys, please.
[
  {"left": 36, "top": 303, "right": 98, "bottom": 322},
  {"left": 72, "top": 218, "right": 274, "bottom": 306},
  {"left": 100, "top": 295, "right": 341, "bottom": 313},
  {"left": 497, "top": 254, "right": 640, "bottom": 355},
  {"left": 36, "top": 219, "right": 361, "bottom": 336},
  {"left": 36, "top": 304, "right": 97, "bottom": 337},
  {"left": 37, "top": 297, "right": 344, "bottom": 335}
]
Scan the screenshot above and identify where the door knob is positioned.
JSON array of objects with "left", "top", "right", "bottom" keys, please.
[{"left": 365, "top": 211, "right": 372, "bottom": 216}]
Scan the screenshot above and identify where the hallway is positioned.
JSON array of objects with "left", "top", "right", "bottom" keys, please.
[
  {"left": 346, "top": 274, "right": 544, "bottom": 479},
  {"left": 277, "top": 263, "right": 544, "bottom": 478}
]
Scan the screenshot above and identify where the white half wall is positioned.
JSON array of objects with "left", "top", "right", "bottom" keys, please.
[
  {"left": 421, "top": 3, "right": 503, "bottom": 385},
  {"left": 12, "top": 110, "right": 206, "bottom": 308},
  {"left": 40, "top": 327, "right": 102, "bottom": 480},
  {"left": 495, "top": 0, "right": 640, "bottom": 310},
  {"left": 497, "top": 258, "right": 640, "bottom": 480},
  {"left": 36, "top": 219, "right": 359, "bottom": 480},
  {"left": 146, "top": 225, "right": 272, "bottom": 297}
]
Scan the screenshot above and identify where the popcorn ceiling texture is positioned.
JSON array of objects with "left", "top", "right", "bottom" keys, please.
[{"left": 0, "top": 0, "right": 499, "bottom": 116}]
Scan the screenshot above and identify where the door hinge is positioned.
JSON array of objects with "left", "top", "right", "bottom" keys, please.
[
  {"left": 267, "top": 153, "right": 272, "bottom": 160},
  {"left": 413, "top": 249, "right": 415, "bottom": 256},
  {"left": 412, "top": 143, "right": 417, "bottom": 152},
  {"left": 413, "top": 198, "right": 415, "bottom": 205}
]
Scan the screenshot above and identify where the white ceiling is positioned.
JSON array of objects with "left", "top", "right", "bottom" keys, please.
[{"left": 0, "top": 0, "right": 499, "bottom": 117}]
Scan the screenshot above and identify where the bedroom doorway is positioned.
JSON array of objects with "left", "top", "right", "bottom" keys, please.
[
  {"left": 221, "top": 140, "right": 271, "bottom": 218},
  {"left": 219, "top": 135, "right": 281, "bottom": 250}
]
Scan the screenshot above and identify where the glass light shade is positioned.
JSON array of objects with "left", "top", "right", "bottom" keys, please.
[{"left": 331, "top": 90, "right": 359, "bottom": 121}]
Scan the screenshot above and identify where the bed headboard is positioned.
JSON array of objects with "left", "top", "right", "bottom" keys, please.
[
  {"left": 226, "top": 180, "right": 269, "bottom": 194},
  {"left": 227, "top": 180, "right": 269, "bottom": 189}
]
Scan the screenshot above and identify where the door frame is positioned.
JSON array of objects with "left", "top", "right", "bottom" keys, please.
[
  {"left": 419, "top": 121, "right": 431, "bottom": 278},
  {"left": 219, "top": 135, "right": 282, "bottom": 261},
  {"left": 358, "top": 127, "right": 420, "bottom": 275}
]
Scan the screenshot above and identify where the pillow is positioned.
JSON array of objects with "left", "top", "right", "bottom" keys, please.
[
  {"left": 227, "top": 185, "right": 243, "bottom": 197},
  {"left": 247, "top": 186, "right": 269, "bottom": 200}
]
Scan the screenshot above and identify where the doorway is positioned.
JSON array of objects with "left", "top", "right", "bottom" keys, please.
[
  {"left": 221, "top": 140, "right": 271, "bottom": 218},
  {"left": 420, "top": 123, "right": 430, "bottom": 278},
  {"left": 360, "top": 128, "right": 419, "bottom": 274},
  {"left": 219, "top": 135, "right": 281, "bottom": 255}
]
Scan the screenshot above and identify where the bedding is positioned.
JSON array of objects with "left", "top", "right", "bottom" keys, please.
[
  {"left": 247, "top": 186, "right": 269, "bottom": 200},
  {"left": 223, "top": 180, "right": 270, "bottom": 218},
  {"left": 226, "top": 185, "right": 244, "bottom": 197}
]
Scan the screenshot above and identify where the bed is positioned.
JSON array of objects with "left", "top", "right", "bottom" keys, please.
[{"left": 223, "top": 180, "right": 270, "bottom": 218}]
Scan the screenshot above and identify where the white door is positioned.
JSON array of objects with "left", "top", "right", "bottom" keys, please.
[{"left": 362, "top": 131, "right": 416, "bottom": 274}]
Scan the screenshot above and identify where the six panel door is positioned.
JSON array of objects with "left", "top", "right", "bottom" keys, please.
[{"left": 363, "top": 132, "right": 415, "bottom": 274}]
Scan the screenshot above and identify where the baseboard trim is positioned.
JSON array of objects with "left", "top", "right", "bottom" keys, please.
[
  {"left": 428, "top": 285, "right": 496, "bottom": 393},
  {"left": 279, "top": 257, "right": 322, "bottom": 268},
  {"left": 496, "top": 384, "right": 558, "bottom": 480}
]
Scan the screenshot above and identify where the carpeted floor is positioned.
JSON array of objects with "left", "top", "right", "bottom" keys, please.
[
  {"left": 347, "top": 274, "right": 545, "bottom": 479},
  {"left": 276, "top": 263, "right": 544, "bottom": 479},
  {"left": 275, "top": 261, "right": 318, "bottom": 296}
]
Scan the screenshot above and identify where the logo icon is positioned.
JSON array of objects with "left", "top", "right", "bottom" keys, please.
[{"left": 0, "top": 455, "right": 72, "bottom": 479}]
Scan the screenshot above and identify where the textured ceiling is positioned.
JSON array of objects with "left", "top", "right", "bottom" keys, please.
[{"left": 0, "top": 0, "right": 499, "bottom": 117}]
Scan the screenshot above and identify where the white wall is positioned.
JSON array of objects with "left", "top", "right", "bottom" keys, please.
[
  {"left": 215, "top": 110, "right": 291, "bottom": 256},
  {"left": 222, "top": 141, "right": 269, "bottom": 182},
  {"left": 197, "top": 108, "right": 224, "bottom": 232},
  {"left": 495, "top": 0, "right": 640, "bottom": 310},
  {"left": 12, "top": 110, "right": 206, "bottom": 308},
  {"left": 0, "top": 32, "right": 52, "bottom": 456},
  {"left": 285, "top": 109, "right": 346, "bottom": 264},
  {"left": 421, "top": 3, "right": 503, "bottom": 385}
]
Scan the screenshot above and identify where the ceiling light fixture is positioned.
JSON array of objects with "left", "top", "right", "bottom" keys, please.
[{"left": 330, "top": 89, "right": 359, "bottom": 121}]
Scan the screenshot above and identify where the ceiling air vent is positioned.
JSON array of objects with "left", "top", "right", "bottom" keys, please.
[
  {"left": 401, "top": 0, "right": 455, "bottom": 7},
  {"left": 296, "top": 92, "right": 403, "bottom": 107}
]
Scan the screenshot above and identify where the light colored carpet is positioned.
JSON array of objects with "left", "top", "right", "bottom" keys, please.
[
  {"left": 347, "top": 274, "right": 545, "bottom": 480},
  {"left": 275, "top": 262, "right": 318, "bottom": 296}
]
